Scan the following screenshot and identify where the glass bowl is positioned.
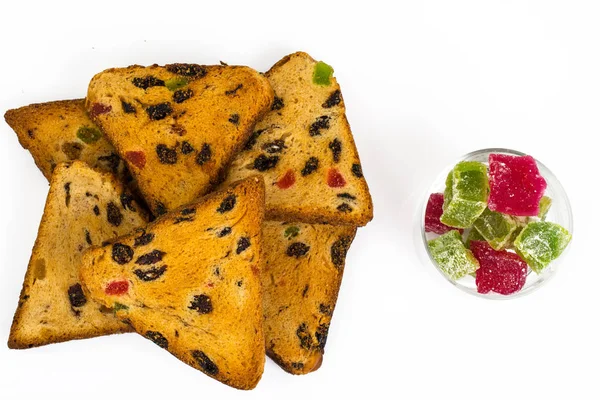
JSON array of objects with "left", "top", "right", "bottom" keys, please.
[{"left": 421, "top": 148, "right": 573, "bottom": 299}]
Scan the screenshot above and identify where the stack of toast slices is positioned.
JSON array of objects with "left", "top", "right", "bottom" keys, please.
[{"left": 4, "top": 51, "right": 373, "bottom": 390}]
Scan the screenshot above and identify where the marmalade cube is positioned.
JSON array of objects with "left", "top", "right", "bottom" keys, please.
[
  {"left": 465, "top": 228, "right": 485, "bottom": 249},
  {"left": 428, "top": 230, "right": 479, "bottom": 280},
  {"left": 440, "top": 161, "right": 489, "bottom": 228},
  {"left": 471, "top": 241, "right": 528, "bottom": 295},
  {"left": 425, "top": 193, "right": 461, "bottom": 235},
  {"left": 538, "top": 196, "right": 552, "bottom": 221},
  {"left": 514, "top": 222, "right": 572, "bottom": 273},
  {"left": 488, "top": 154, "right": 547, "bottom": 217},
  {"left": 472, "top": 208, "right": 519, "bottom": 250}
]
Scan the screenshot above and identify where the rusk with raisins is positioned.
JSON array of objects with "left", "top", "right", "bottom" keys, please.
[
  {"left": 261, "top": 221, "right": 356, "bottom": 374},
  {"left": 86, "top": 63, "right": 273, "bottom": 217},
  {"left": 223, "top": 52, "right": 373, "bottom": 226},
  {"left": 80, "top": 177, "right": 266, "bottom": 390},
  {"left": 5, "top": 99, "right": 128, "bottom": 181},
  {"left": 8, "top": 161, "right": 148, "bottom": 349}
]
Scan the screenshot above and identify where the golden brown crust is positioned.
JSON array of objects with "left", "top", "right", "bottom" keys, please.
[
  {"left": 8, "top": 161, "right": 147, "bottom": 349},
  {"left": 223, "top": 52, "right": 373, "bottom": 226},
  {"left": 261, "top": 221, "right": 356, "bottom": 374},
  {"left": 80, "top": 176, "right": 266, "bottom": 390},
  {"left": 86, "top": 64, "right": 273, "bottom": 216},
  {"left": 4, "top": 99, "right": 128, "bottom": 181},
  {"left": 265, "top": 52, "right": 297, "bottom": 73}
]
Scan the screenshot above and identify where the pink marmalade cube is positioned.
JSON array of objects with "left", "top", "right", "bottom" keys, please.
[
  {"left": 425, "top": 193, "right": 462, "bottom": 235},
  {"left": 471, "top": 241, "right": 528, "bottom": 295},
  {"left": 488, "top": 154, "right": 547, "bottom": 217}
]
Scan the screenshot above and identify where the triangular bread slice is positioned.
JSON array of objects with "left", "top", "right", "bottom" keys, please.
[
  {"left": 8, "top": 161, "right": 148, "bottom": 349},
  {"left": 223, "top": 52, "right": 373, "bottom": 226},
  {"left": 80, "top": 177, "right": 266, "bottom": 390},
  {"left": 262, "top": 221, "right": 356, "bottom": 374},
  {"left": 86, "top": 63, "right": 273, "bottom": 216},
  {"left": 4, "top": 99, "right": 128, "bottom": 181}
]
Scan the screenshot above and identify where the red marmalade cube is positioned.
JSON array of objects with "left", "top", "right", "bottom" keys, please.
[
  {"left": 471, "top": 241, "right": 528, "bottom": 295},
  {"left": 488, "top": 154, "right": 547, "bottom": 216}
]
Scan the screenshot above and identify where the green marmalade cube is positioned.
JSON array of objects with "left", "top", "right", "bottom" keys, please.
[
  {"left": 472, "top": 208, "right": 519, "bottom": 250},
  {"left": 440, "top": 161, "right": 489, "bottom": 228},
  {"left": 514, "top": 221, "right": 572, "bottom": 273},
  {"left": 428, "top": 230, "right": 479, "bottom": 280},
  {"left": 465, "top": 228, "right": 485, "bottom": 249},
  {"left": 538, "top": 196, "right": 552, "bottom": 221}
]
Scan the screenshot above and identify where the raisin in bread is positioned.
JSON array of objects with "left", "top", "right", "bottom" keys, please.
[
  {"left": 8, "top": 161, "right": 148, "bottom": 349},
  {"left": 86, "top": 63, "right": 273, "bottom": 217},
  {"left": 4, "top": 99, "right": 128, "bottom": 181},
  {"left": 223, "top": 52, "right": 373, "bottom": 226},
  {"left": 80, "top": 176, "right": 266, "bottom": 390},
  {"left": 261, "top": 221, "right": 356, "bottom": 374}
]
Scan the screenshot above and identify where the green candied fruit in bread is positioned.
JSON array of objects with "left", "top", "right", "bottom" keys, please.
[
  {"left": 112, "top": 302, "right": 129, "bottom": 315},
  {"left": 538, "top": 196, "right": 552, "bottom": 221},
  {"left": 514, "top": 221, "right": 572, "bottom": 273},
  {"left": 472, "top": 208, "right": 518, "bottom": 250},
  {"left": 440, "top": 161, "right": 489, "bottom": 228},
  {"left": 165, "top": 77, "right": 189, "bottom": 91},
  {"left": 284, "top": 225, "right": 300, "bottom": 239},
  {"left": 465, "top": 228, "right": 485, "bottom": 249},
  {"left": 313, "top": 61, "right": 334, "bottom": 86},
  {"left": 76, "top": 126, "right": 102, "bottom": 144},
  {"left": 428, "top": 230, "right": 479, "bottom": 281}
]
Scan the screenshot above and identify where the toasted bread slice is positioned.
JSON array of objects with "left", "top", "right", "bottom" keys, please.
[
  {"left": 4, "top": 99, "right": 128, "bottom": 181},
  {"left": 86, "top": 64, "right": 273, "bottom": 216},
  {"left": 80, "top": 177, "right": 266, "bottom": 390},
  {"left": 261, "top": 221, "right": 356, "bottom": 374},
  {"left": 8, "top": 161, "right": 148, "bottom": 349},
  {"left": 223, "top": 52, "right": 373, "bottom": 226}
]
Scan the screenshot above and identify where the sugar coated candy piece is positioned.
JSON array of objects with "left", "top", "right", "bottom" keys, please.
[
  {"left": 506, "top": 226, "right": 523, "bottom": 249},
  {"left": 470, "top": 241, "right": 528, "bottom": 295},
  {"left": 442, "top": 171, "right": 453, "bottom": 211},
  {"left": 513, "top": 216, "right": 529, "bottom": 227},
  {"left": 440, "top": 161, "right": 489, "bottom": 228},
  {"left": 465, "top": 228, "right": 485, "bottom": 249},
  {"left": 425, "top": 193, "right": 463, "bottom": 235},
  {"left": 428, "top": 230, "right": 479, "bottom": 280},
  {"left": 488, "top": 154, "right": 547, "bottom": 216},
  {"left": 538, "top": 196, "right": 552, "bottom": 221},
  {"left": 472, "top": 208, "right": 518, "bottom": 250},
  {"left": 514, "top": 222, "right": 571, "bottom": 273}
]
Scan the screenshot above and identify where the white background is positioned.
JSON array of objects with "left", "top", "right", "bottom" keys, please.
[{"left": 0, "top": 1, "right": 598, "bottom": 398}]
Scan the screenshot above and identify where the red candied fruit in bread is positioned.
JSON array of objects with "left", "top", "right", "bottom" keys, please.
[
  {"left": 425, "top": 193, "right": 463, "bottom": 235},
  {"left": 89, "top": 103, "right": 112, "bottom": 117},
  {"left": 125, "top": 151, "right": 146, "bottom": 169},
  {"left": 105, "top": 280, "right": 129, "bottom": 295},
  {"left": 470, "top": 241, "right": 528, "bottom": 295},
  {"left": 276, "top": 170, "right": 296, "bottom": 189},
  {"left": 488, "top": 154, "right": 547, "bottom": 217},
  {"left": 327, "top": 168, "right": 346, "bottom": 188}
]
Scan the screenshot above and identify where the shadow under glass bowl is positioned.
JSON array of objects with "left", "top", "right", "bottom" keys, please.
[{"left": 421, "top": 148, "right": 573, "bottom": 299}]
